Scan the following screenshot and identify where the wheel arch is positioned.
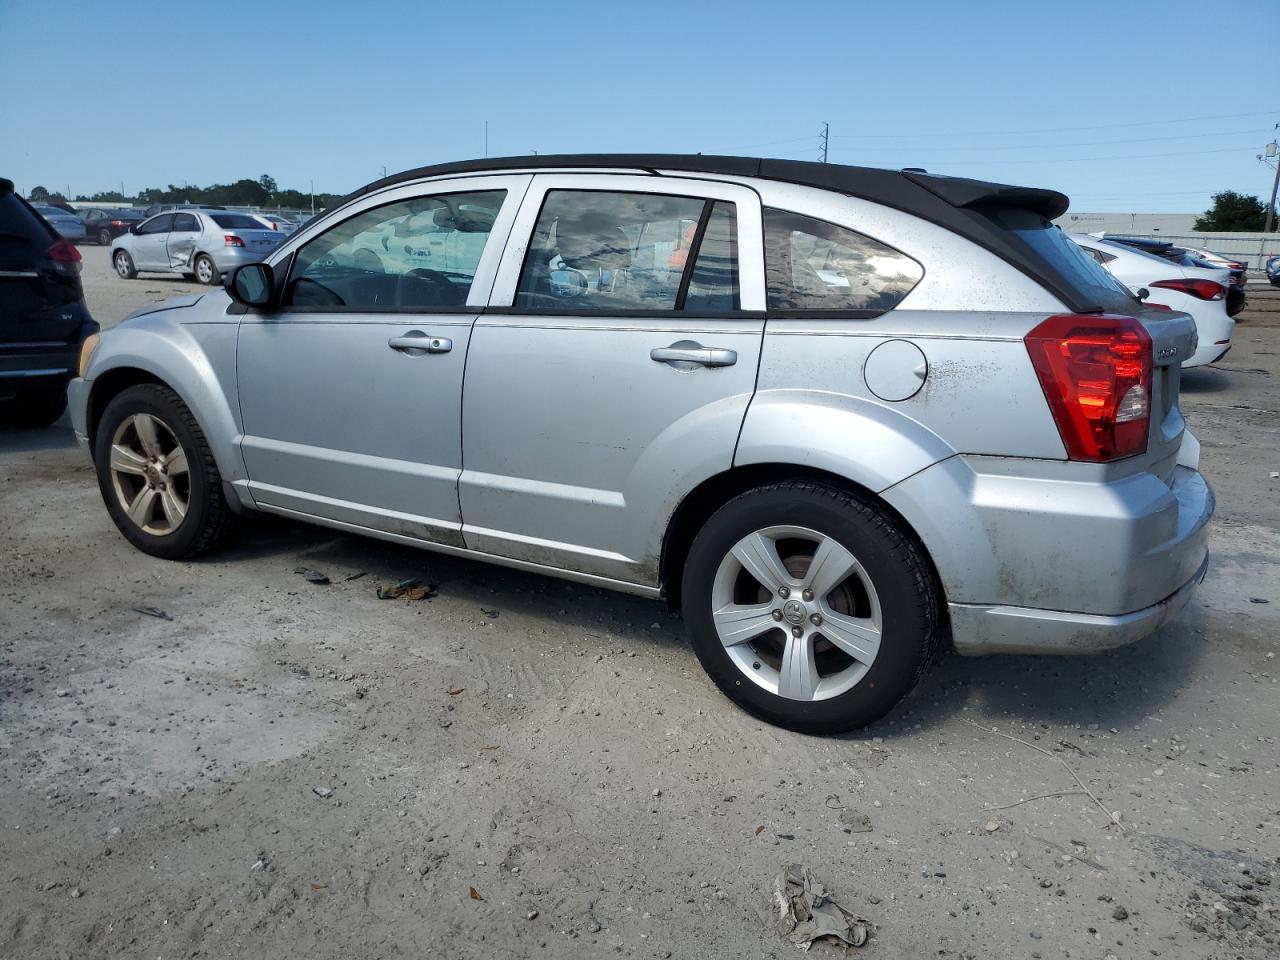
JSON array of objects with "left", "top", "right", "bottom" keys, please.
[{"left": 659, "top": 462, "right": 947, "bottom": 618}]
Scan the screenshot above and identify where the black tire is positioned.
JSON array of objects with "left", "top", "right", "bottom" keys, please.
[
  {"left": 194, "top": 254, "right": 220, "bottom": 286},
  {"left": 97, "top": 228, "right": 112, "bottom": 246},
  {"left": 113, "top": 249, "right": 137, "bottom": 279},
  {"left": 681, "top": 481, "right": 939, "bottom": 734},
  {"left": 93, "top": 384, "right": 232, "bottom": 559},
  {"left": 0, "top": 384, "right": 67, "bottom": 428}
]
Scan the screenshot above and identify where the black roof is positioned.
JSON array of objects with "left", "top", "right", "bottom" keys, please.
[
  {"left": 348, "top": 153, "right": 1069, "bottom": 219},
  {"left": 324, "top": 154, "right": 1098, "bottom": 312}
]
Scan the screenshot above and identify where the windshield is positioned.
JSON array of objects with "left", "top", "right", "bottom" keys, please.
[
  {"left": 981, "top": 207, "right": 1138, "bottom": 312},
  {"left": 211, "top": 213, "right": 268, "bottom": 230}
]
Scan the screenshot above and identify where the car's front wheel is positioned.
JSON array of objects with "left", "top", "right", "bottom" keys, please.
[
  {"left": 93, "top": 384, "right": 232, "bottom": 559},
  {"left": 113, "top": 249, "right": 137, "bottom": 279},
  {"left": 681, "top": 481, "right": 938, "bottom": 733},
  {"left": 194, "top": 254, "right": 220, "bottom": 285}
]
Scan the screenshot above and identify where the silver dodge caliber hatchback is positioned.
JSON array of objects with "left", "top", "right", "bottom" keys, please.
[{"left": 69, "top": 155, "right": 1213, "bottom": 733}]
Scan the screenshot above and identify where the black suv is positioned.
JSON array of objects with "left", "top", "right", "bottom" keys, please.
[{"left": 0, "top": 177, "right": 99, "bottom": 427}]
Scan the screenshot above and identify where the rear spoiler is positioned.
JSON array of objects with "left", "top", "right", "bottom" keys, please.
[{"left": 903, "top": 171, "right": 1069, "bottom": 220}]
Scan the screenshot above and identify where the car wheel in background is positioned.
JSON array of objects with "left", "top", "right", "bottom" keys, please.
[
  {"left": 0, "top": 384, "right": 68, "bottom": 428},
  {"left": 194, "top": 254, "right": 220, "bottom": 286},
  {"left": 93, "top": 384, "right": 232, "bottom": 559},
  {"left": 97, "top": 228, "right": 112, "bottom": 246},
  {"left": 113, "top": 249, "right": 137, "bottom": 279},
  {"left": 681, "top": 481, "right": 939, "bottom": 733}
]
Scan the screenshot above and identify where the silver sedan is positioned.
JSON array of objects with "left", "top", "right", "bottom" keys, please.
[{"left": 110, "top": 209, "right": 285, "bottom": 285}]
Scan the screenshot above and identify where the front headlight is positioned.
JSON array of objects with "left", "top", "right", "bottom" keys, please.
[{"left": 78, "top": 333, "right": 100, "bottom": 378}]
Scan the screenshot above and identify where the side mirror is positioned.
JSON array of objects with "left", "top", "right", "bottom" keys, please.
[
  {"left": 227, "top": 262, "right": 275, "bottom": 309},
  {"left": 128, "top": 224, "right": 141, "bottom": 235},
  {"left": 1136, "top": 287, "right": 1150, "bottom": 301}
]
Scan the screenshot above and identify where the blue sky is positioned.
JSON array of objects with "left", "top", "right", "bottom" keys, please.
[{"left": 2, "top": 0, "right": 1277, "bottom": 212}]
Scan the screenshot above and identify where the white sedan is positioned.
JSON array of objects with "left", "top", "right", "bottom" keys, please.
[{"left": 1068, "top": 234, "right": 1233, "bottom": 368}]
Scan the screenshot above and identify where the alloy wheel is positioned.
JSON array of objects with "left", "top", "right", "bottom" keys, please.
[
  {"left": 195, "top": 257, "right": 213, "bottom": 283},
  {"left": 108, "top": 413, "right": 190, "bottom": 536},
  {"left": 710, "top": 525, "right": 882, "bottom": 702}
]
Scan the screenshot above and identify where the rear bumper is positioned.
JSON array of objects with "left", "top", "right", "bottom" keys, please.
[
  {"left": 884, "top": 454, "right": 1215, "bottom": 654},
  {"left": 210, "top": 246, "right": 279, "bottom": 272},
  {"left": 0, "top": 319, "right": 97, "bottom": 398},
  {"left": 949, "top": 553, "right": 1209, "bottom": 655}
]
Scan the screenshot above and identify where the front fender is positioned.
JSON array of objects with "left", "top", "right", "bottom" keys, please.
[
  {"left": 82, "top": 311, "right": 246, "bottom": 483},
  {"left": 734, "top": 388, "right": 955, "bottom": 492}
]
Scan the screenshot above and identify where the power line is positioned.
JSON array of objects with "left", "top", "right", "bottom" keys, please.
[
  {"left": 901, "top": 146, "right": 1250, "bottom": 165},
  {"left": 828, "top": 110, "right": 1277, "bottom": 139},
  {"left": 832, "top": 128, "right": 1268, "bottom": 153}
]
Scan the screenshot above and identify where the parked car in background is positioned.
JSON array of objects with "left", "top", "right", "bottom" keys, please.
[
  {"left": 32, "top": 204, "right": 88, "bottom": 241},
  {"left": 251, "top": 214, "right": 297, "bottom": 234},
  {"left": 1267, "top": 255, "right": 1280, "bottom": 286},
  {"left": 78, "top": 207, "right": 145, "bottom": 246},
  {"left": 0, "top": 178, "right": 99, "bottom": 427},
  {"left": 111, "top": 210, "right": 286, "bottom": 285},
  {"left": 69, "top": 155, "right": 1212, "bottom": 733},
  {"left": 1070, "top": 234, "right": 1233, "bottom": 366},
  {"left": 142, "top": 202, "right": 227, "bottom": 218},
  {"left": 1094, "top": 235, "right": 1246, "bottom": 316}
]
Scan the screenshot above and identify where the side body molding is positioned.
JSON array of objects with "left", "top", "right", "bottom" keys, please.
[{"left": 734, "top": 389, "right": 955, "bottom": 493}]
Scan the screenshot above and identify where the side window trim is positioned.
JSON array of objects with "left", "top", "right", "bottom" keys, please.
[
  {"left": 490, "top": 174, "right": 765, "bottom": 313},
  {"left": 673, "top": 200, "right": 714, "bottom": 311}
]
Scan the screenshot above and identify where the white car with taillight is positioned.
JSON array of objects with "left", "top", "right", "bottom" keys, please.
[{"left": 1069, "top": 234, "right": 1233, "bottom": 367}]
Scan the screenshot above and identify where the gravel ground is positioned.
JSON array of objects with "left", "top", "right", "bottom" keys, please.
[{"left": 1, "top": 264, "right": 1277, "bottom": 959}]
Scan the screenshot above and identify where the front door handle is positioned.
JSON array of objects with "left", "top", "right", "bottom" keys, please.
[
  {"left": 650, "top": 340, "right": 737, "bottom": 368},
  {"left": 388, "top": 332, "right": 452, "bottom": 354}
]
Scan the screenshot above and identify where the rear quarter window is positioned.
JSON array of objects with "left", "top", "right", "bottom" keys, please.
[{"left": 763, "top": 208, "right": 923, "bottom": 314}]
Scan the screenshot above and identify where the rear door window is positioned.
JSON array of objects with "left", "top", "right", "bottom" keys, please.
[
  {"left": 763, "top": 208, "right": 922, "bottom": 314},
  {"left": 172, "top": 213, "right": 199, "bottom": 232},
  {"left": 515, "top": 190, "right": 739, "bottom": 312}
]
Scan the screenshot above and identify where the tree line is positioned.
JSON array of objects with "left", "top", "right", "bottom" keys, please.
[{"left": 27, "top": 175, "right": 341, "bottom": 211}]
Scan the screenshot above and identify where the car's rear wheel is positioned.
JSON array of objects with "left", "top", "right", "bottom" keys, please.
[
  {"left": 113, "top": 249, "right": 137, "bottom": 279},
  {"left": 681, "top": 481, "right": 938, "bottom": 733},
  {"left": 93, "top": 384, "right": 232, "bottom": 559},
  {"left": 97, "top": 228, "right": 112, "bottom": 246},
  {"left": 194, "top": 254, "right": 219, "bottom": 285},
  {"left": 0, "top": 384, "right": 67, "bottom": 428}
]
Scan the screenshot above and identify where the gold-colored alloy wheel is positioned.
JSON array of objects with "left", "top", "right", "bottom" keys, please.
[{"left": 108, "top": 413, "right": 190, "bottom": 536}]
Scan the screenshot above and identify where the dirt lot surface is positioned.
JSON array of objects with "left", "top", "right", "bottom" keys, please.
[{"left": 2, "top": 260, "right": 1278, "bottom": 959}]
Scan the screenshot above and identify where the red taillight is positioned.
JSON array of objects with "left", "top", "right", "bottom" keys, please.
[
  {"left": 110, "top": 219, "right": 126, "bottom": 227},
  {"left": 224, "top": 234, "right": 245, "bottom": 247},
  {"left": 1149, "top": 278, "right": 1225, "bottom": 301},
  {"left": 47, "top": 237, "right": 82, "bottom": 274},
  {"left": 1024, "top": 314, "right": 1152, "bottom": 463}
]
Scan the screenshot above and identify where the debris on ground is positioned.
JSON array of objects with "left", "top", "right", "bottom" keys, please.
[
  {"left": 774, "top": 863, "right": 871, "bottom": 950},
  {"left": 344, "top": 571, "right": 367, "bottom": 582},
  {"left": 312, "top": 787, "right": 333, "bottom": 799},
  {"left": 468, "top": 886, "right": 483, "bottom": 901},
  {"left": 480, "top": 607, "right": 499, "bottom": 618},
  {"left": 838, "top": 808, "right": 873, "bottom": 833},
  {"left": 983, "top": 818, "right": 1002, "bottom": 833},
  {"left": 131, "top": 606, "right": 172, "bottom": 621},
  {"left": 376, "top": 577, "right": 437, "bottom": 601},
  {"left": 293, "top": 566, "right": 330, "bottom": 585},
  {"left": 1248, "top": 597, "right": 1270, "bottom": 604}
]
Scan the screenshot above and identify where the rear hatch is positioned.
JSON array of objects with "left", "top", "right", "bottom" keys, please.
[
  {"left": 977, "top": 207, "right": 1195, "bottom": 480},
  {"left": 208, "top": 213, "right": 286, "bottom": 254},
  {"left": 0, "top": 185, "right": 85, "bottom": 342}
]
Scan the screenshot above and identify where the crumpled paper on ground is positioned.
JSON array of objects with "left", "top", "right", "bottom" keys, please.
[{"left": 773, "top": 863, "right": 871, "bottom": 951}]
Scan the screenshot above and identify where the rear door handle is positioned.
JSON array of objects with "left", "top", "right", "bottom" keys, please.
[
  {"left": 388, "top": 332, "right": 452, "bottom": 354},
  {"left": 650, "top": 341, "right": 737, "bottom": 367}
]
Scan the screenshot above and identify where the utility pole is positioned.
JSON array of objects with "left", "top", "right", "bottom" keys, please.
[
  {"left": 820, "top": 122, "right": 829, "bottom": 164},
  {"left": 484, "top": 120, "right": 489, "bottom": 158},
  {"left": 310, "top": 179, "right": 315, "bottom": 215},
  {"left": 1264, "top": 140, "right": 1279, "bottom": 235}
]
